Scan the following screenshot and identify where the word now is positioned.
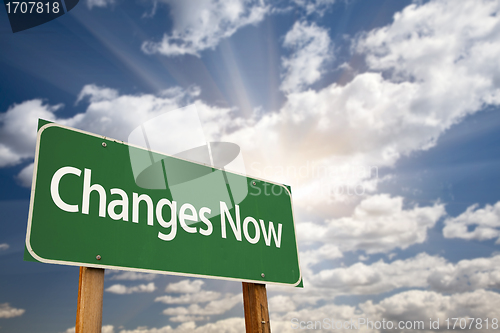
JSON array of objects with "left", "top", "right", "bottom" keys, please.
[{"left": 50, "top": 166, "right": 283, "bottom": 247}]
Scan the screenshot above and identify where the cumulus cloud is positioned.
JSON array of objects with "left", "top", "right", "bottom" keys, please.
[
  {"left": 165, "top": 279, "right": 205, "bottom": 293},
  {"left": 270, "top": 289, "right": 500, "bottom": 333},
  {"left": 357, "top": 0, "right": 500, "bottom": 100},
  {"left": 280, "top": 21, "right": 332, "bottom": 93},
  {"left": 0, "top": 84, "right": 231, "bottom": 187},
  {"left": 162, "top": 293, "right": 242, "bottom": 322},
  {"left": 360, "top": 289, "right": 500, "bottom": 333},
  {"left": 76, "top": 84, "right": 119, "bottom": 103},
  {"left": 66, "top": 84, "right": 211, "bottom": 142},
  {"left": 354, "top": 0, "right": 500, "bottom": 135},
  {"left": 0, "top": 303, "right": 25, "bottom": 318},
  {"left": 15, "top": 163, "right": 34, "bottom": 188},
  {"left": 299, "top": 243, "right": 343, "bottom": 270},
  {"left": 0, "top": 243, "right": 9, "bottom": 250},
  {"left": 155, "top": 291, "right": 221, "bottom": 304},
  {"left": 0, "top": 99, "right": 61, "bottom": 167},
  {"left": 443, "top": 201, "right": 500, "bottom": 242},
  {"left": 63, "top": 325, "right": 114, "bottom": 333},
  {"left": 293, "top": 0, "right": 336, "bottom": 16},
  {"left": 268, "top": 295, "right": 297, "bottom": 313},
  {"left": 279, "top": 253, "right": 500, "bottom": 304},
  {"left": 107, "top": 271, "right": 158, "bottom": 281},
  {"left": 222, "top": 0, "right": 500, "bottom": 209},
  {"left": 141, "top": 0, "right": 268, "bottom": 57},
  {"left": 297, "top": 194, "right": 445, "bottom": 254},
  {"left": 156, "top": 280, "right": 240, "bottom": 322},
  {"left": 104, "top": 326, "right": 116, "bottom": 333},
  {"left": 105, "top": 282, "right": 156, "bottom": 294},
  {"left": 309, "top": 253, "right": 445, "bottom": 294},
  {"left": 427, "top": 255, "right": 500, "bottom": 293},
  {"left": 318, "top": 253, "right": 500, "bottom": 294},
  {"left": 118, "top": 318, "right": 245, "bottom": 333}
]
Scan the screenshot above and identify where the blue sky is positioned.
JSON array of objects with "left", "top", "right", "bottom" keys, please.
[{"left": 1, "top": 0, "right": 500, "bottom": 332}]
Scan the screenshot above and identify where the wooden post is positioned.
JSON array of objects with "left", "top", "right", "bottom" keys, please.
[
  {"left": 75, "top": 267, "right": 105, "bottom": 333},
  {"left": 242, "top": 282, "right": 271, "bottom": 333}
]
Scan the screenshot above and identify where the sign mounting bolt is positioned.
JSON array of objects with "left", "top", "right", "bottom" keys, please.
[
  {"left": 261, "top": 273, "right": 265, "bottom": 278},
  {"left": 102, "top": 142, "right": 107, "bottom": 147},
  {"left": 252, "top": 181, "right": 256, "bottom": 185},
  {"left": 96, "top": 255, "right": 101, "bottom": 260}
]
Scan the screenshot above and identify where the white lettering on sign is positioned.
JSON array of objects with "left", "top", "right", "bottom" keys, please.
[
  {"left": 49, "top": 166, "right": 283, "bottom": 247},
  {"left": 50, "top": 166, "right": 81, "bottom": 212}
]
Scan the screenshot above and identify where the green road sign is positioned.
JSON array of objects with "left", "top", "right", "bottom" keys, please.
[{"left": 25, "top": 121, "right": 302, "bottom": 287}]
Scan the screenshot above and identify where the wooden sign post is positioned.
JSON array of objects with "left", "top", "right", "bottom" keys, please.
[
  {"left": 73, "top": 274, "right": 271, "bottom": 333},
  {"left": 242, "top": 282, "right": 271, "bottom": 333},
  {"left": 75, "top": 267, "right": 105, "bottom": 333}
]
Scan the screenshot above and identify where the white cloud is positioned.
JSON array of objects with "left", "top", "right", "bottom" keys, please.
[
  {"left": 141, "top": 0, "right": 268, "bottom": 57},
  {"left": 357, "top": 0, "right": 500, "bottom": 104},
  {"left": 76, "top": 84, "right": 119, "bottom": 103},
  {"left": 0, "top": 243, "right": 9, "bottom": 250},
  {"left": 223, "top": 0, "right": 500, "bottom": 210},
  {"left": 443, "top": 201, "right": 500, "bottom": 242},
  {"left": 427, "top": 255, "right": 500, "bottom": 293},
  {"left": 63, "top": 325, "right": 114, "bottom": 333},
  {"left": 165, "top": 279, "right": 205, "bottom": 293},
  {"left": 270, "top": 289, "right": 500, "bottom": 333},
  {"left": 15, "top": 163, "right": 34, "bottom": 188},
  {"left": 0, "top": 303, "right": 25, "bottom": 318},
  {"left": 360, "top": 289, "right": 500, "bottom": 332},
  {"left": 358, "top": 254, "right": 369, "bottom": 261},
  {"left": 155, "top": 291, "right": 221, "bottom": 304},
  {"left": 268, "top": 302, "right": 363, "bottom": 333},
  {"left": 280, "top": 21, "right": 332, "bottom": 93},
  {"left": 267, "top": 252, "right": 500, "bottom": 310},
  {"left": 162, "top": 293, "right": 242, "bottom": 322},
  {"left": 0, "top": 84, "right": 232, "bottom": 188},
  {"left": 293, "top": 0, "right": 336, "bottom": 16},
  {"left": 105, "top": 282, "right": 156, "bottom": 294},
  {"left": 287, "top": 253, "right": 500, "bottom": 301},
  {"left": 65, "top": 84, "right": 204, "bottom": 142},
  {"left": 297, "top": 194, "right": 445, "bottom": 254},
  {"left": 0, "top": 100, "right": 61, "bottom": 167},
  {"left": 157, "top": 280, "right": 240, "bottom": 322},
  {"left": 268, "top": 295, "right": 296, "bottom": 313},
  {"left": 107, "top": 271, "right": 158, "bottom": 281},
  {"left": 168, "top": 315, "right": 209, "bottom": 323},
  {"left": 309, "top": 253, "right": 445, "bottom": 295},
  {"left": 299, "top": 243, "right": 343, "bottom": 271},
  {"left": 354, "top": 0, "right": 500, "bottom": 131},
  {"left": 86, "top": 0, "right": 114, "bottom": 10},
  {"left": 118, "top": 318, "right": 245, "bottom": 333}
]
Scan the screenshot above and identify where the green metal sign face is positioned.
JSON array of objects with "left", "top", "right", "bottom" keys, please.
[{"left": 26, "top": 122, "right": 302, "bottom": 286}]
